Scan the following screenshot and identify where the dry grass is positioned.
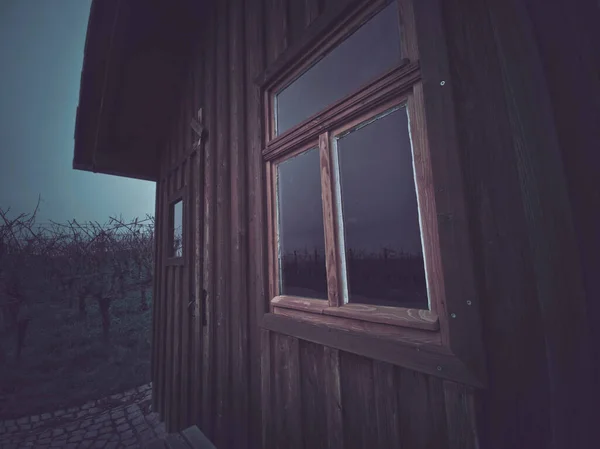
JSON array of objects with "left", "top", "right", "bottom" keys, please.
[{"left": 0, "top": 287, "right": 152, "bottom": 420}]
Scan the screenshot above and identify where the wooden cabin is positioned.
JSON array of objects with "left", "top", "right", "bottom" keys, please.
[{"left": 73, "top": 0, "right": 599, "bottom": 447}]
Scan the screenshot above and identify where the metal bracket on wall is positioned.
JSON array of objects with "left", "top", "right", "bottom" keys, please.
[
  {"left": 190, "top": 108, "right": 206, "bottom": 147},
  {"left": 188, "top": 289, "right": 208, "bottom": 326},
  {"left": 201, "top": 289, "right": 208, "bottom": 326}
]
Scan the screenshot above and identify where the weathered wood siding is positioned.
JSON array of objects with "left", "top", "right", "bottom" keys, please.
[
  {"left": 442, "top": 0, "right": 594, "bottom": 447},
  {"left": 150, "top": 0, "right": 595, "bottom": 448},
  {"left": 152, "top": 25, "right": 206, "bottom": 435},
  {"left": 150, "top": 1, "right": 479, "bottom": 448}
]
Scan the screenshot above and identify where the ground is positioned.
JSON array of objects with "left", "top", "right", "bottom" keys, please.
[
  {"left": 0, "top": 383, "right": 166, "bottom": 448},
  {"left": 0, "top": 285, "right": 152, "bottom": 421}
]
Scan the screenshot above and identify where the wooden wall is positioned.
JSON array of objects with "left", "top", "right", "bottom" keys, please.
[
  {"left": 523, "top": 0, "right": 600, "bottom": 420},
  {"left": 151, "top": 2, "right": 205, "bottom": 435},
  {"left": 441, "top": 0, "right": 594, "bottom": 447},
  {"left": 260, "top": 332, "right": 479, "bottom": 449},
  {"left": 150, "top": 0, "right": 595, "bottom": 448}
]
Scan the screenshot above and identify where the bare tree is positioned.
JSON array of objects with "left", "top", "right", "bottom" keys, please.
[{"left": 0, "top": 198, "right": 156, "bottom": 357}]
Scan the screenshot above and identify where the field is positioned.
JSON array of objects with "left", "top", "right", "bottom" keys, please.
[
  {"left": 280, "top": 248, "right": 428, "bottom": 308},
  {"left": 0, "top": 206, "right": 155, "bottom": 420},
  {"left": 0, "top": 281, "right": 152, "bottom": 420}
]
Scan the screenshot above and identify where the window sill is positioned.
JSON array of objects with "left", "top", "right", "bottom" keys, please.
[{"left": 271, "top": 295, "right": 441, "bottom": 345}]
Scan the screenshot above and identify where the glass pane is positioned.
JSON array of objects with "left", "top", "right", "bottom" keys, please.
[
  {"left": 277, "top": 148, "right": 328, "bottom": 299},
  {"left": 335, "top": 107, "right": 428, "bottom": 309},
  {"left": 172, "top": 200, "right": 183, "bottom": 257},
  {"left": 275, "top": 1, "right": 401, "bottom": 135}
]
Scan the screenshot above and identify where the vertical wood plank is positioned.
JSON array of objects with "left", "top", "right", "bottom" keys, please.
[
  {"left": 168, "top": 136, "right": 179, "bottom": 431},
  {"left": 246, "top": 0, "right": 267, "bottom": 447},
  {"left": 158, "top": 169, "right": 171, "bottom": 419},
  {"left": 319, "top": 132, "right": 341, "bottom": 307},
  {"left": 533, "top": 0, "right": 600, "bottom": 435},
  {"left": 397, "top": 0, "right": 419, "bottom": 61},
  {"left": 201, "top": 2, "right": 217, "bottom": 438},
  {"left": 427, "top": 372, "right": 450, "bottom": 449},
  {"left": 273, "top": 334, "right": 303, "bottom": 449},
  {"left": 169, "top": 129, "right": 176, "bottom": 176},
  {"left": 372, "top": 361, "right": 400, "bottom": 448},
  {"left": 440, "top": 0, "right": 554, "bottom": 447},
  {"left": 443, "top": 381, "right": 479, "bottom": 449},
  {"left": 229, "top": 0, "right": 249, "bottom": 446},
  {"left": 170, "top": 156, "right": 179, "bottom": 427},
  {"left": 152, "top": 172, "right": 164, "bottom": 413},
  {"left": 171, "top": 265, "right": 182, "bottom": 430},
  {"left": 164, "top": 265, "right": 174, "bottom": 429},
  {"left": 397, "top": 367, "right": 449, "bottom": 449},
  {"left": 266, "top": 161, "right": 276, "bottom": 300},
  {"left": 324, "top": 347, "right": 343, "bottom": 449},
  {"left": 266, "top": 0, "right": 289, "bottom": 65},
  {"left": 339, "top": 352, "right": 376, "bottom": 449},
  {"left": 260, "top": 329, "right": 273, "bottom": 449},
  {"left": 178, "top": 100, "right": 186, "bottom": 173},
  {"left": 171, "top": 163, "right": 183, "bottom": 431},
  {"left": 412, "top": 0, "right": 485, "bottom": 378},
  {"left": 289, "top": 0, "right": 307, "bottom": 45},
  {"left": 214, "top": 0, "right": 231, "bottom": 445},
  {"left": 406, "top": 85, "right": 446, "bottom": 331},
  {"left": 151, "top": 177, "right": 162, "bottom": 413},
  {"left": 304, "top": 0, "right": 322, "bottom": 27},
  {"left": 184, "top": 70, "right": 193, "bottom": 152},
  {"left": 164, "top": 172, "right": 175, "bottom": 428},
  {"left": 486, "top": 1, "right": 592, "bottom": 447},
  {"left": 179, "top": 154, "right": 191, "bottom": 429},
  {"left": 299, "top": 341, "right": 327, "bottom": 449},
  {"left": 190, "top": 53, "right": 205, "bottom": 428}
]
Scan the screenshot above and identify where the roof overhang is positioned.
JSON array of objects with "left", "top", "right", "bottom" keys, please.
[{"left": 73, "top": 0, "right": 200, "bottom": 181}]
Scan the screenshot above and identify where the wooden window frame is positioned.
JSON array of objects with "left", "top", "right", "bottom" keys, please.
[
  {"left": 165, "top": 187, "right": 187, "bottom": 266},
  {"left": 257, "top": 0, "right": 486, "bottom": 387}
]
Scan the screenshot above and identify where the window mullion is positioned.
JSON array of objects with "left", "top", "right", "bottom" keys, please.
[{"left": 319, "top": 131, "right": 343, "bottom": 307}]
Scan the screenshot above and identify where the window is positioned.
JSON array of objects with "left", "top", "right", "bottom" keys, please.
[
  {"left": 167, "top": 196, "right": 184, "bottom": 261},
  {"left": 260, "top": 0, "right": 484, "bottom": 385},
  {"left": 276, "top": 147, "right": 328, "bottom": 300},
  {"left": 264, "top": 0, "right": 439, "bottom": 337}
]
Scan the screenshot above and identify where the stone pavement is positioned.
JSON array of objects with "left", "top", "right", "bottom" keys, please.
[{"left": 0, "top": 383, "right": 166, "bottom": 449}]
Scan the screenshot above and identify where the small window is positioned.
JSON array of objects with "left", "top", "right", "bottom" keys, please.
[
  {"left": 276, "top": 147, "right": 328, "bottom": 300},
  {"left": 275, "top": 1, "right": 402, "bottom": 135},
  {"left": 170, "top": 199, "right": 183, "bottom": 258}
]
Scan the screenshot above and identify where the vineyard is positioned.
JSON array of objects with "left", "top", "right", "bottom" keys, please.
[
  {"left": 281, "top": 247, "right": 428, "bottom": 308},
  {"left": 0, "top": 199, "right": 155, "bottom": 419}
]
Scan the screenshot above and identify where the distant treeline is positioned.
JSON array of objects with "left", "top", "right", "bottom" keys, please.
[
  {"left": 280, "top": 247, "right": 427, "bottom": 307},
  {"left": 0, "top": 198, "right": 155, "bottom": 362}
]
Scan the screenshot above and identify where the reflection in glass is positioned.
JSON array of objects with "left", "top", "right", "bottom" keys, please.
[
  {"left": 275, "top": 1, "right": 402, "bottom": 135},
  {"left": 276, "top": 148, "right": 328, "bottom": 299},
  {"left": 172, "top": 200, "right": 183, "bottom": 257},
  {"left": 334, "top": 107, "right": 428, "bottom": 309}
]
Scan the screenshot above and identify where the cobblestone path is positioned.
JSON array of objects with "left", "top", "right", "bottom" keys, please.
[{"left": 0, "top": 383, "right": 166, "bottom": 448}]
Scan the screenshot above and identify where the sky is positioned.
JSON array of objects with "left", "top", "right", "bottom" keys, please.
[{"left": 0, "top": 0, "right": 156, "bottom": 226}]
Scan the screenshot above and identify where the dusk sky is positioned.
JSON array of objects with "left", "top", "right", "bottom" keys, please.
[{"left": 0, "top": 0, "right": 155, "bottom": 226}]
